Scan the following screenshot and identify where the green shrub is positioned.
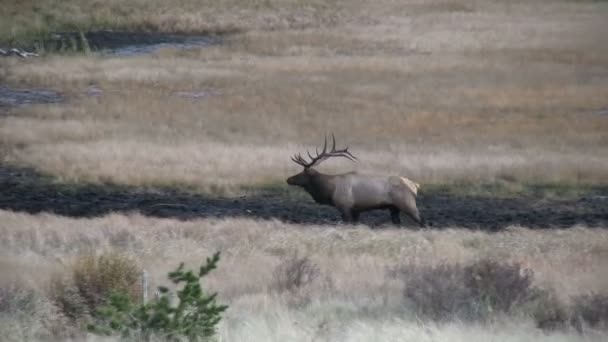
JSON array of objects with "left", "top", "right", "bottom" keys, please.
[{"left": 89, "top": 252, "right": 228, "bottom": 341}]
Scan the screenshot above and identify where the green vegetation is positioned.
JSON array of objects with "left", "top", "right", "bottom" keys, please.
[{"left": 89, "top": 252, "right": 228, "bottom": 341}]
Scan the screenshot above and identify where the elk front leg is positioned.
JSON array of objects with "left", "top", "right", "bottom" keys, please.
[
  {"left": 338, "top": 206, "right": 357, "bottom": 223},
  {"left": 351, "top": 210, "right": 360, "bottom": 223}
]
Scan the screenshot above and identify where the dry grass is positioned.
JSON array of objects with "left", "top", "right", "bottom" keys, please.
[
  {"left": 1, "top": 2, "right": 607, "bottom": 339},
  {"left": 1, "top": 0, "right": 608, "bottom": 191},
  {"left": 0, "top": 0, "right": 347, "bottom": 45},
  {"left": 0, "top": 209, "right": 607, "bottom": 340}
]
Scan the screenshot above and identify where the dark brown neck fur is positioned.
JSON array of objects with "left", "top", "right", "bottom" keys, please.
[{"left": 304, "top": 172, "right": 336, "bottom": 206}]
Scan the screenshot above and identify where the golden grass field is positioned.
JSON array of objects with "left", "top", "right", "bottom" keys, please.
[
  {"left": 1, "top": 211, "right": 608, "bottom": 341},
  {"left": 1, "top": 0, "right": 608, "bottom": 341},
  {"left": 1, "top": 0, "right": 607, "bottom": 190}
]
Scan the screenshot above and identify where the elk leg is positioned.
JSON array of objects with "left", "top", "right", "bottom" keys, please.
[
  {"left": 389, "top": 207, "right": 401, "bottom": 225},
  {"left": 339, "top": 209, "right": 353, "bottom": 223},
  {"left": 405, "top": 209, "right": 425, "bottom": 228},
  {"left": 394, "top": 197, "right": 425, "bottom": 227},
  {"left": 351, "top": 210, "right": 360, "bottom": 223}
]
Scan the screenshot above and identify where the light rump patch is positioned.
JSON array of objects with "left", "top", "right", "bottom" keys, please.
[{"left": 399, "top": 177, "right": 420, "bottom": 196}]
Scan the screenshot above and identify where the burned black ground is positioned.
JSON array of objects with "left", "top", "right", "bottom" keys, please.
[{"left": 1, "top": 165, "right": 606, "bottom": 230}]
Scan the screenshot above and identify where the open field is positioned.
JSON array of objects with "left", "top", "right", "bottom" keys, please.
[
  {"left": 1, "top": 0, "right": 608, "bottom": 341},
  {"left": 1, "top": 0, "right": 607, "bottom": 191},
  {"left": 1, "top": 210, "right": 608, "bottom": 341}
]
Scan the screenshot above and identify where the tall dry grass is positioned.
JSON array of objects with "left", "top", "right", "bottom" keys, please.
[
  {"left": 1, "top": 0, "right": 607, "bottom": 191},
  {"left": 1, "top": 35, "right": 607, "bottom": 190},
  {"left": 0, "top": 209, "right": 607, "bottom": 340},
  {"left": 0, "top": 0, "right": 348, "bottom": 46}
]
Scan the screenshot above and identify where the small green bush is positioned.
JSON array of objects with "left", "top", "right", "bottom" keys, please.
[{"left": 89, "top": 252, "right": 228, "bottom": 341}]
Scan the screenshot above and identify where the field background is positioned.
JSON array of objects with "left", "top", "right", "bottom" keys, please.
[{"left": 1, "top": 0, "right": 607, "bottom": 341}]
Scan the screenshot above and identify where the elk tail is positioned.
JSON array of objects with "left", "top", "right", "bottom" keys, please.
[{"left": 399, "top": 177, "right": 420, "bottom": 196}]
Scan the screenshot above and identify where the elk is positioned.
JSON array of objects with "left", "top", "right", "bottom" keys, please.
[{"left": 286, "top": 135, "right": 425, "bottom": 227}]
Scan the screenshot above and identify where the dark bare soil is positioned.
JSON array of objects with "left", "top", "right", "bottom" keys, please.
[
  {"left": 1, "top": 165, "right": 606, "bottom": 230},
  {"left": 0, "top": 86, "right": 63, "bottom": 108},
  {"left": 41, "top": 31, "right": 221, "bottom": 56}
]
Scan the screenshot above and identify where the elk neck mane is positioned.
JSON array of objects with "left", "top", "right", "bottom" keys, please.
[{"left": 304, "top": 170, "right": 337, "bottom": 205}]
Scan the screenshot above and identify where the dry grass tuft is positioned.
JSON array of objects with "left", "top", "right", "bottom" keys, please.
[
  {"left": 571, "top": 293, "right": 608, "bottom": 331},
  {"left": 74, "top": 254, "right": 140, "bottom": 313},
  {"left": 273, "top": 253, "right": 320, "bottom": 295},
  {"left": 401, "top": 259, "right": 551, "bottom": 322}
]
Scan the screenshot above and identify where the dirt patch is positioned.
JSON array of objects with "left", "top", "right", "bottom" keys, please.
[
  {"left": 46, "top": 31, "right": 221, "bottom": 56},
  {"left": 594, "top": 107, "right": 608, "bottom": 116},
  {"left": 0, "top": 86, "right": 63, "bottom": 109},
  {"left": 1, "top": 165, "right": 606, "bottom": 230}
]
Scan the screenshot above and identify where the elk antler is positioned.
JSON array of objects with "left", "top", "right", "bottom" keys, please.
[{"left": 291, "top": 134, "right": 357, "bottom": 168}]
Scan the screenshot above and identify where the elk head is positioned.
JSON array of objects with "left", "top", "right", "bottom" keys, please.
[{"left": 286, "top": 134, "right": 357, "bottom": 188}]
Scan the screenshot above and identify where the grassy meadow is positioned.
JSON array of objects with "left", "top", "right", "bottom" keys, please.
[{"left": 1, "top": 0, "right": 608, "bottom": 341}]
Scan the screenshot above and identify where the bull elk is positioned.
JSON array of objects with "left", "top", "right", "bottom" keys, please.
[{"left": 286, "top": 135, "right": 425, "bottom": 227}]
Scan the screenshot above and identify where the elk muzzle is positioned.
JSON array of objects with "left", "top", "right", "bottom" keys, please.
[{"left": 286, "top": 171, "right": 309, "bottom": 187}]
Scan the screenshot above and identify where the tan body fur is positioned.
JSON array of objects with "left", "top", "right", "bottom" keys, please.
[
  {"left": 287, "top": 168, "right": 424, "bottom": 226},
  {"left": 287, "top": 135, "right": 424, "bottom": 226}
]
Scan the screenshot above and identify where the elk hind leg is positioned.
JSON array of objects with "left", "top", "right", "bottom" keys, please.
[
  {"left": 394, "top": 197, "right": 425, "bottom": 227},
  {"left": 389, "top": 206, "right": 401, "bottom": 225},
  {"left": 408, "top": 209, "right": 425, "bottom": 227},
  {"left": 351, "top": 210, "right": 360, "bottom": 223}
]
